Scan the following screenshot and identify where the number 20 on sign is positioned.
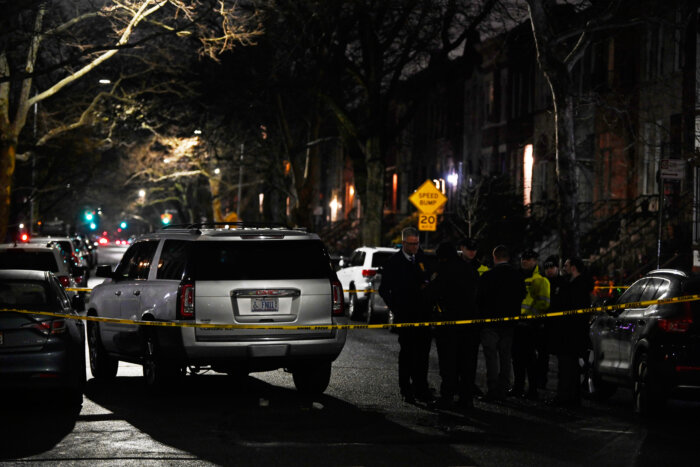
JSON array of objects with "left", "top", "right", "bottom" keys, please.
[{"left": 419, "top": 214, "right": 437, "bottom": 231}]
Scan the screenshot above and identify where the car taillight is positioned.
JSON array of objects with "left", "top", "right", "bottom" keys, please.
[
  {"left": 361, "top": 269, "right": 377, "bottom": 278},
  {"left": 24, "top": 319, "right": 66, "bottom": 335},
  {"left": 178, "top": 282, "right": 195, "bottom": 319},
  {"left": 658, "top": 303, "right": 693, "bottom": 333},
  {"left": 57, "top": 275, "right": 71, "bottom": 288},
  {"left": 331, "top": 279, "right": 344, "bottom": 316}
]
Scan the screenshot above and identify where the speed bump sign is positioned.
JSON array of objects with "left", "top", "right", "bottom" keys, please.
[
  {"left": 409, "top": 180, "right": 447, "bottom": 214},
  {"left": 410, "top": 180, "right": 447, "bottom": 231}
]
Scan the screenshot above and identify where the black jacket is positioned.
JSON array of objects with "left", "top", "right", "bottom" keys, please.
[
  {"left": 425, "top": 257, "right": 477, "bottom": 321},
  {"left": 476, "top": 262, "right": 526, "bottom": 320},
  {"left": 549, "top": 273, "right": 593, "bottom": 355},
  {"left": 378, "top": 250, "right": 431, "bottom": 323}
]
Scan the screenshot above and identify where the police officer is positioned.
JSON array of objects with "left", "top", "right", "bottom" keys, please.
[
  {"left": 379, "top": 227, "right": 435, "bottom": 404},
  {"left": 458, "top": 238, "right": 489, "bottom": 277},
  {"left": 511, "top": 249, "right": 550, "bottom": 399},
  {"left": 477, "top": 245, "right": 526, "bottom": 401},
  {"left": 426, "top": 242, "right": 479, "bottom": 410}
]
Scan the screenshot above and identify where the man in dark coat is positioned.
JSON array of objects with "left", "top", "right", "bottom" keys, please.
[
  {"left": 477, "top": 245, "right": 527, "bottom": 401},
  {"left": 548, "top": 256, "right": 593, "bottom": 407},
  {"left": 379, "top": 227, "right": 434, "bottom": 404},
  {"left": 426, "top": 242, "right": 479, "bottom": 410}
]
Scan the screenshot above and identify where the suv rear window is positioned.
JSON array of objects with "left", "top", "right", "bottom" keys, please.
[
  {"left": 371, "top": 252, "right": 394, "bottom": 267},
  {"left": 0, "top": 250, "right": 59, "bottom": 272},
  {"left": 192, "top": 240, "right": 333, "bottom": 280}
]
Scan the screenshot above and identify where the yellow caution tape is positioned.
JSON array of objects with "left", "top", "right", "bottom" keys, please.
[{"left": 2, "top": 294, "right": 699, "bottom": 330}]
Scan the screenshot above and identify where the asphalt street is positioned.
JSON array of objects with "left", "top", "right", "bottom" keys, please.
[{"left": 1, "top": 246, "right": 699, "bottom": 466}]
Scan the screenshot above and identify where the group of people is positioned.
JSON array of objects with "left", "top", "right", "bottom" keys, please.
[{"left": 378, "top": 227, "right": 593, "bottom": 411}]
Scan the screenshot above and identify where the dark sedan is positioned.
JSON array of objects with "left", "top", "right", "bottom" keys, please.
[
  {"left": 0, "top": 269, "right": 86, "bottom": 405},
  {"left": 587, "top": 269, "right": 700, "bottom": 415}
]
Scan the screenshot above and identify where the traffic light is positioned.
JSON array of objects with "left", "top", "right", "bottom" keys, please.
[
  {"left": 89, "top": 222, "right": 97, "bottom": 230},
  {"left": 120, "top": 221, "right": 127, "bottom": 229},
  {"left": 84, "top": 210, "right": 94, "bottom": 222},
  {"left": 160, "top": 213, "right": 173, "bottom": 225}
]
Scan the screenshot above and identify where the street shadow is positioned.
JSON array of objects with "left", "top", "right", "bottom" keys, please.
[
  {"left": 0, "top": 389, "right": 82, "bottom": 459},
  {"left": 80, "top": 373, "right": 493, "bottom": 466}
]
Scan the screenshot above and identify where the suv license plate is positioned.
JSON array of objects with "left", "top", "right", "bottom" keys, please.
[{"left": 252, "top": 297, "right": 279, "bottom": 312}]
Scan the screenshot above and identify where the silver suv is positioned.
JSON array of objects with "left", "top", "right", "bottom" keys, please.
[{"left": 87, "top": 223, "right": 346, "bottom": 394}]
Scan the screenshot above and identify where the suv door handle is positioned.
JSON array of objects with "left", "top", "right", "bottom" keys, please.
[
  {"left": 115, "top": 290, "right": 122, "bottom": 296},
  {"left": 133, "top": 290, "right": 141, "bottom": 296}
]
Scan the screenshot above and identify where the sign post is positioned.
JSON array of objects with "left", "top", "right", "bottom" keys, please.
[{"left": 409, "top": 180, "right": 448, "bottom": 236}]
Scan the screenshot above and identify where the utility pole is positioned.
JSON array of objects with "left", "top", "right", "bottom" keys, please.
[{"left": 236, "top": 143, "right": 244, "bottom": 218}]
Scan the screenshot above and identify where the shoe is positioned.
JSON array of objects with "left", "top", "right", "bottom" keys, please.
[
  {"left": 544, "top": 396, "right": 579, "bottom": 408},
  {"left": 478, "top": 392, "right": 504, "bottom": 403},
  {"left": 507, "top": 388, "right": 525, "bottom": 398},
  {"left": 457, "top": 398, "right": 474, "bottom": 412},
  {"left": 416, "top": 392, "right": 438, "bottom": 404},
  {"left": 429, "top": 397, "right": 456, "bottom": 410}
]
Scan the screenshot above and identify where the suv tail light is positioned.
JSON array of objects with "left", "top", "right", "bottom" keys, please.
[
  {"left": 57, "top": 275, "right": 71, "bottom": 288},
  {"left": 331, "top": 279, "right": 344, "bottom": 316},
  {"left": 658, "top": 303, "right": 693, "bottom": 333},
  {"left": 361, "top": 269, "right": 377, "bottom": 278},
  {"left": 24, "top": 319, "right": 66, "bottom": 336},
  {"left": 178, "top": 282, "right": 195, "bottom": 319}
]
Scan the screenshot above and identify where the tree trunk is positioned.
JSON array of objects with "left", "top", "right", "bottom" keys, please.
[
  {"left": 362, "top": 135, "right": 384, "bottom": 245},
  {"left": 0, "top": 141, "right": 16, "bottom": 242},
  {"left": 526, "top": 0, "right": 581, "bottom": 259},
  {"left": 552, "top": 83, "right": 580, "bottom": 257}
]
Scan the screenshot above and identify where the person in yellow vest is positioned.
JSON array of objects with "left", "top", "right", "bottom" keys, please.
[{"left": 510, "top": 249, "right": 550, "bottom": 400}]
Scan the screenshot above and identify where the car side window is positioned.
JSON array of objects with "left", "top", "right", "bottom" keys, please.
[
  {"left": 639, "top": 278, "right": 663, "bottom": 302},
  {"left": 51, "top": 275, "right": 71, "bottom": 309},
  {"left": 114, "top": 241, "right": 158, "bottom": 280},
  {"left": 617, "top": 279, "right": 647, "bottom": 304},
  {"left": 350, "top": 251, "right": 365, "bottom": 267},
  {"left": 157, "top": 240, "right": 189, "bottom": 280}
]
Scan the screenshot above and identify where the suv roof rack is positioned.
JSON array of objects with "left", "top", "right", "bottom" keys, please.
[{"left": 160, "top": 222, "right": 306, "bottom": 232}]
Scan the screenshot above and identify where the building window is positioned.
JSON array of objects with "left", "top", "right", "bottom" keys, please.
[{"left": 523, "top": 144, "right": 534, "bottom": 205}]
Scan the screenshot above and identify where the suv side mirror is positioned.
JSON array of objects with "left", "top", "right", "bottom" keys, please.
[{"left": 95, "top": 264, "right": 114, "bottom": 278}]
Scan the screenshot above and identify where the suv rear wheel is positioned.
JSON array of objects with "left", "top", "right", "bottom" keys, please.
[
  {"left": 292, "top": 361, "right": 332, "bottom": 395},
  {"left": 634, "top": 352, "right": 664, "bottom": 416},
  {"left": 348, "top": 284, "right": 367, "bottom": 321},
  {"left": 142, "top": 331, "right": 182, "bottom": 388},
  {"left": 88, "top": 322, "right": 118, "bottom": 380}
]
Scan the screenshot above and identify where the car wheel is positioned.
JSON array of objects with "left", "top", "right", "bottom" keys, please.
[
  {"left": 142, "top": 331, "right": 182, "bottom": 388},
  {"left": 292, "top": 361, "right": 332, "bottom": 395},
  {"left": 87, "top": 321, "right": 118, "bottom": 380},
  {"left": 634, "top": 352, "right": 664, "bottom": 416},
  {"left": 349, "top": 288, "right": 368, "bottom": 321}
]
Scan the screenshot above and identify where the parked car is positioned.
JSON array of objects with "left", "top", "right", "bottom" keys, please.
[
  {"left": 336, "top": 246, "right": 397, "bottom": 320},
  {"left": 27, "top": 236, "right": 89, "bottom": 286},
  {"left": 587, "top": 269, "right": 700, "bottom": 415},
  {"left": 87, "top": 223, "right": 347, "bottom": 394},
  {"left": 0, "top": 269, "right": 86, "bottom": 405},
  {"left": 0, "top": 242, "right": 81, "bottom": 293},
  {"left": 365, "top": 272, "right": 393, "bottom": 324}
]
